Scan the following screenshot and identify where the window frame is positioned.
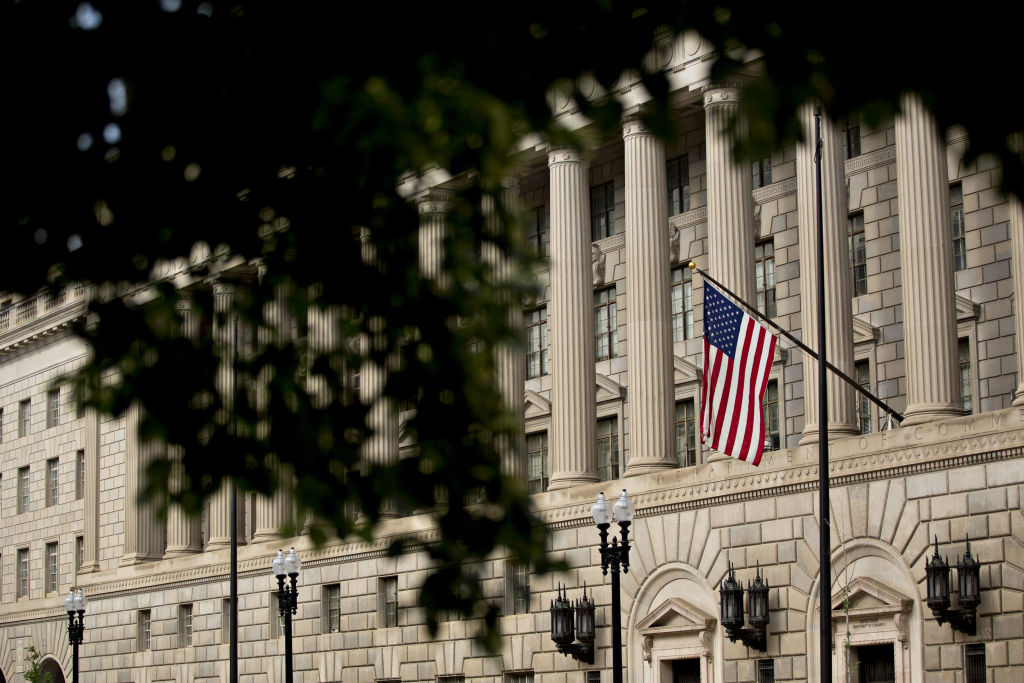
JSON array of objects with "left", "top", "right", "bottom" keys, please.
[
  {"left": 671, "top": 266, "right": 694, "bottom": 343},
  {"left": 138, "top": 609, "right": 152, "bottom": 651},
  {"left": 951, "top": 183, "right": 966, "bottom": 271},
  {"left": 855, "top": 359, "right": 873, "bottom": 435},
  {"left": 756, "top": 658, "right": 775, "bottom": 683},
  {"left": 762, "top": 378, "right": 781, "bottom": 452},
  {"left": 18, "top": 466, "right": 30, "bottom": 515},
  {"left": 525, "top": 205, "right": 548, "bottom": 257},
  {"left": 17, "top": 548, "right": 29, "bottom": 598},
  {"left": 590, "top": 181, "right": 615, "bottom": 241},
  {"left": 596, "top": 415, "right": 620, "bottom": 482},
  {"left": 525, "top": 431, "right": 549, "bottom": 494},
  {"left": 963, "top": 643, "right": 985, "bottom": 683},
  {"left": 594, "top": 287, "right": 618, "bottom": 361},
  {"left": 45, "top": 541, "right": 58, "bottom": 594},
  {"left": 842, "top": 118, "right": 861, "bottom": 160},
  {"left": 178, "top": 603, "right": 194, "bottom": 648},
  {"left": 666, "top": 155, "right": 690, "bottom": 216},
  {"left": 505, "top": 560, "right": 530, "bottom": 615},
  {"left": 380, "top": 576, "right": 399, "bottom": 628},
  {"left": 47, "top": 389, "right": 59, "bottom": 429},
  {"left": 75, "top": 536, "right": 84, "bottom": 573},
  {"left": 19, "top": 399, "right": 30, "bottom": 438},
  {"left": 751, "top": 156, "right": 772, "bottom": 189},
  {"left": 525, "top": 306, "right": 549, "bottom": 379},
  {"left": 848, "top": 212, "right": 867, "bottom": 296},
  {"left": 323, "top": 583, "right": 342, "bottom": 633},
  {"left": 675, "top": 399, "right": 697, "bottom": 468},
  {"left": 754, "top": 239, "right": 776, "bottom": 319},
  {"left": 76, "top": 449, "right": 85, "bottom": 500},
  {"left": 46, "top": 457, "right": 59, "bottom": 507}
]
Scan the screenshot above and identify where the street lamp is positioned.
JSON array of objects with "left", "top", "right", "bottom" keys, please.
[
  {"left": 719, "top": 562, "right": 769, "bottom": 651},
  {"left": 926, "top": 535, "right": 981, "bottom": 635},
  {"left": 595, "top": 489, "right": 633, "bottom": 683},
  {"left": 273, "top": 547, "right": 301, "bottom": 682},
  {"left": 65, "top": 588, "right": 86, "bottom": 683}
]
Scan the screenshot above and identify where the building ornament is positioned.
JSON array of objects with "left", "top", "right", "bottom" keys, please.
[
  {"left": 843, "top": 145, "right": 896, "bottom": 175},
  {"left": 669, "top": 225, "right": 681, "bottom": 263},
  {"left": 415, "top": 190, "right": 454, "bottom": 215},
  {"left": 592, "top": 243, "right": 606, "bottom": 286},
  {"left": 701, "top": 84, "right": 741, "bottom": 108},
  {"left": 547, "top": 147, "right": 586, "bottom": 167},
  {"left": 751, "top": 176, "right": 798, "bottom": 203}
]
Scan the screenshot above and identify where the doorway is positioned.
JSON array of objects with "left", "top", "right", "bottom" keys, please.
[
  {"left": 671, "top": 658, "right": 700, "bottom": 683},
  {"left": 856, "top": 643, "right": 895, "bottom": 683}
]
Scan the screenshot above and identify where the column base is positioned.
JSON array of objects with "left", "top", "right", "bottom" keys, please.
[
  {"left": 799, "top": 423, "right": 860, "bottom": 446},
  {"left": 250, "top": 530, "right": 282, "bottom": 544},
  {"left": 901, "top": 403, "right": 964, "bottom": 426},
  {"left": 1013, "top": 386, "right": 1024, "bottom": 406},
  {"left": 624, "top": 460, "right": 678, "bottom": 477},
  {"left": 119, "top": 552, "right": 162, "bottom": 566},
  {"left": 204, "top": 539, "right": 231, "bottom": 551},
  {"left": 77, "top": 561, "right": 100, "bottom": 575},
  {"left": 163, "top": 546, "right": 202, "bottom": 559},
  {"left": 547, "top": 472, "right": 599, "bottom": 490}
]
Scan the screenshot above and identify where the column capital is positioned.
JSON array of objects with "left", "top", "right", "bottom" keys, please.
[
  {"left": 702, "top": 84, "right": 742, "bottom": 109},
  {"left": 175, "top": 294, "right": 193, "bottom": 314},
  {"left": 209, "top": 279, "right": 234, "bottom": 298},
  {"left": 622, "top": 113, "right": 653, "bottom": 140},
  {"left": 547, "top": 147, "right": 587, "bottom": 167},
  {"left": 415, "top": 189, "right": 454, "bottom": 215}
]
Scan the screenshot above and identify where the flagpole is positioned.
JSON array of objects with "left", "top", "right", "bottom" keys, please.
[
  {"left": 814, "top": 106, "right": 832, "bottom": 683},
  {"left": 687, "top": 262, "right": 902, "bottom": 426}
]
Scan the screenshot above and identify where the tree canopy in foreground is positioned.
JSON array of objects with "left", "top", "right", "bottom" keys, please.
[{"left": 3, "top": 0, "right": 1021, "bottom": 646}]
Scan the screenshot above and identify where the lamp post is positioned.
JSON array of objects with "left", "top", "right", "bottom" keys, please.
[
  {"left": 592, "top": 489, "right": 633, "bottom": 683},
  {"left": 65, "top": 588, "right": 86, "bottom": 683},
  {"left": 273, "top": 547, "right": 301, "bottom": 682}
]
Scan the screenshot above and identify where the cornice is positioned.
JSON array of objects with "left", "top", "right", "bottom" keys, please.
[
  {"left": 753, "top": 177, "right": 798, "bottom": 203},
  {"left": 668, "top": 206, "right": 707, "bottom": 230},
  {"left": 0, "top": 301, "right": 87, "bottom": 355},
  {"left": 844, "top": 146, "right": 896, "bottom": 175}
]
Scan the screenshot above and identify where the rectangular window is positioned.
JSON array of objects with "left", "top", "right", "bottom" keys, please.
[
  {"left": 270, "top": 592, "right": 284, "bottom": 638},
  {"left": 504, "top": 672, "right": 534, "bottom": 683},
  {"left": 751, "top": 156, "right": 772, "bottom": 189},
  {"left": 138, "top": 610, "right": 152, "bottom": 651},
  {"left": 19, "top": 399, "right": 30, "bottom": 438},
  {"left": 586, "top": 672, "right": 601, "bottom": 683},
  {"left": 178, "top": 603, "right": 194, "bottom": 647},
  {"left": 525, "top": 206, "right": 548, "bottom": 257},
  {"left": 597, "top": 417, "right": 620, "bottom": 481},
  {"left": 959, "top": 338, "right": 972, "bottom": 414},
  {"left": 17, "top": 548, "right": 29, "bottom": 598},
  {"left": 675, "top": 400, "right": 697, "bottom": 467},
  {"left": 46, "top": 542, "right": 58, "bottom": 593},
  {"left": 842, "top": 118, "right": 861, "bottom": 160},
  {"left": 438, "top": 677, "right": 465, "bottom": 683},
  {"left": 76, "top": 536, "right": 84, "bottom": 572},
  {"left": 855, "top": 360, "right": 872, "bottom": 435},
  {"left": 0, "top": 408, "right": 4, "bottom": 443},
  {"left": 47, "top": 389, "right": 59, "bottom": 429},
  {"left": 18, "top": 466, "right": 30, "bottom": 514},
  {"left": 963, "top": 643, "right": 986, "bottom": 683},
  {"left": 951, "top": 184, "right": 966, "bottom": 271},
  {"left": 526, "top": 432, "right": 549, "bottom": 494},
  {"left": 508, "top": 561, "right": 530, "bottom": 615},
  {"left": 762, "top": 380, "right": 780, "bottom": 451},
  {"left": 323, "top": 583, "right": 341, "bottom": 633},
  {"left": 222, "top": 598, "right": 231, "bottom": 644},
  {"left": 590, "top": 181, "right": 615, "bottom": 241},
  {"left": 667, "top": 155, "right": 690, "bottom": 215},
  {"left": 525, "top": 307, "right": 549, "bottom": 379},
  {"left": 849, "top": 213, "right": 867, "bottom": 296},
  {"left": 381, "top": 576, "right": 398, "bottom": 627},
  {"left": 594, "top": 288, "right": 618, "bottom": 360},
  {"left": 671, "top": 266, "right": 694, "bottom": 342},
  {"left": 76, "top": 450, "right": 85, "bottom": 500},
  {"left": 46, "top": 458, "right": 59, "bottom": 507},
  {"left": 755, "top": 240, "right": 776, "bottom": 318},
  {"left": 757, "top": 659, "right": 775, "bottom": 683}
]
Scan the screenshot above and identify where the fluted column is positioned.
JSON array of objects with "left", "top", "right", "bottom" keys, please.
[
  {"left": 622, "top": 116, "right": 676, "bottom": 475},
  {"left": 548, "top": 148, "right": 598, "bottom": 488},
  {"left": 704, "top": 85, "right": 757, "bottom": 303},
  {"left": 253, "top": 282, "right": 296, "bottom": 542},
  {"left": 796, "top": 106, "right": 859, "bottom": 442},
  {"left": 164, "top": 296, "right": 202, "bottom": 557},
  {"left": 360, "top": 343, "right": 399, "bottom": 518},
  {"left": 79, "top": 404, "right": 101, "bottom": 573},
  {"left": 895, "top": 94, "right": 961, "bottom": 424},
  {"left": 1011, "top": 196, "right": 1024, "bottom": 405},
  {"left": 704, "top": 86, "right": 757, "bottom": 462},
  {"left": 483, "top": 180, "right": 527, "bottom": 482},
  {"left": 206, "top": 280, "right": 244, "bottom": 550},
  {"left": 120, "top": 402, "right": 166, "bottom": 564},
  {"left": 418, "top": 190, "right": 453, "bottom": 286}
]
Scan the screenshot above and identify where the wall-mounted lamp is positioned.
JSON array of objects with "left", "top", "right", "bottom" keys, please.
[
  {"left": 550, "top": 582, "right": 595, "bottom": 664},
  {"left": 720, "top": 562, "right": 769, "bottom": 651},
  {"left": 926, "top": 535, "right": 980, "bottom": 635}
]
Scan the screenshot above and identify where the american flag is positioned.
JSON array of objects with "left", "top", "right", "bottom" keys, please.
[{"left": 700, "top": 283, "right": 777, "bottom": 465}]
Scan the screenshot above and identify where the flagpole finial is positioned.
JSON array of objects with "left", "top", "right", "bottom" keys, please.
[{"left": 687, "top": 261, "right": 696, "bottom": 270}]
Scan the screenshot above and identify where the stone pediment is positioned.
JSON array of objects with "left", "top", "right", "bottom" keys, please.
[
  {"left": 830, "top": 577, "right": 912, "bottom": 620},
  {"left": 853, "top": 315, "right": 879, "bottom": 345},
  {"left": 635, "top": 597, "right": 715, "bottom": 636},
  {"left": 524, "top": 391, "right": 551, "bottom": 419},
  {"left": 674, "top": 356, "right": 701, "bottom": 385},
  {"left": 596, "top": 373, "right": 625, "bottom": 403}
]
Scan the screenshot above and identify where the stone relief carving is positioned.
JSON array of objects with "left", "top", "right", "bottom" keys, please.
[
  {"left": 641, "top": 635, "right": 653, "bottom": 663},
  {"left": 669, "top": 225, "right": 682, "bottom": 264},
  {"left": 895, "top": 613, "right": 909, "bottom": 648},
  {"left": 592, "top": 243, "right": 606, "bottom": 286},
  {"left": 698, "top": 629, "right": 713, "bottom": 658}
]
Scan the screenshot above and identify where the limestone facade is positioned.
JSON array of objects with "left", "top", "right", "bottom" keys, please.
[{"left": 1, "top": 45, "right": 1022, "bottom": 683}]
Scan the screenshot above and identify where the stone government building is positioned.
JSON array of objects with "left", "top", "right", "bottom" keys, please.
[{"left": 1, "top": 33, "right": 1023, "bottom": 683}]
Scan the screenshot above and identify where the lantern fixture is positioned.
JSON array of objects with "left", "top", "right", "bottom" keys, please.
[
  {"left": 272, "top": 547, "right": 301, "bottom": 681},
  {"left": 549, "top": 583, "right": 595, "bottom": 664},
  {"left": 65, "top": 587, "right": 87, "bottom": 683},
  {"left": 926, "top": 535, "right": 981, "bottom": 635},
  {"left": 719, "top": 562, "right": 769, "bottom": 651}
]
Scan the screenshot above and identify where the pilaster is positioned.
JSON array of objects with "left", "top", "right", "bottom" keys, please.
[
  {"left": 547, "top": 148, "right": 598, "bottom": 488},
  {"left": 894, "top": 94, "right": 961, "bottom": 424},
  {"left": 120, "top": 401, "right": 166, "bottom": 565},
  {"left": 1011, "top": 196, "right": 1024, "bottom": 406}
]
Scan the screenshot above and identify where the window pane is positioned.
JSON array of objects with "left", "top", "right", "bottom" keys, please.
[{"left": 959, "top": 338, "right": 972, "bottom": 413}]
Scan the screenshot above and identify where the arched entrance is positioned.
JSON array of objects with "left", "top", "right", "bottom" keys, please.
[{"left": 39, "top": 657, "right": 66, "bottom": 683}]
